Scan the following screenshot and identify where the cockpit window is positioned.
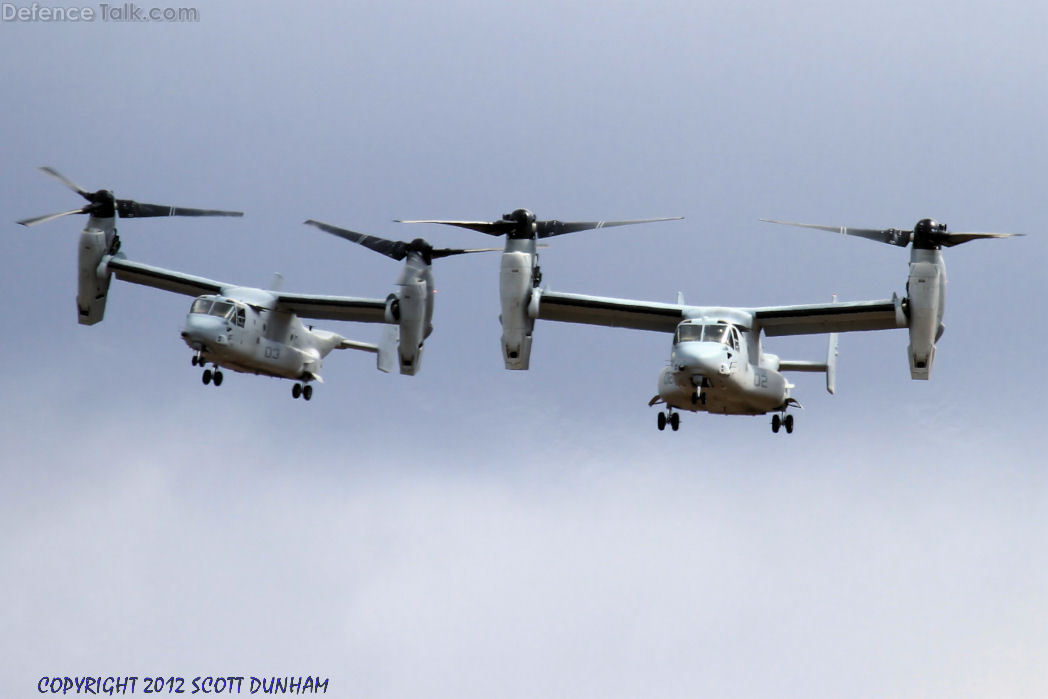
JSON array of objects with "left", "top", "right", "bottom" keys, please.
[
  {"left": 210, "top": 301, "right": 235, "bottom": 320},
  {"left": 235, "top": 306, "right": 246, "bottom": 328},
  {"left": 675, "top": 324, "right": 704, "bottom": 343},
  {"left": 191, "top": 298, "right": 236, "bottom": 320},
  {"left": 190, "top": 298, "right": 212, "bottom": 315},
  {"left": 702, "top": 324, "right": 728, "bottom": 343},
  {"left": 675, "top": 322, "right": 739, "bottom": 348}
]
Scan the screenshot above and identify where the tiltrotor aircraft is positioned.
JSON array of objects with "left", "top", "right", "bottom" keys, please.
[
  {"left": 303, "top": 218, "right": 499, "bottom": 375},
  {"left": 19, "top": 168, "right": 402, "bottom": 400},
  {"left": 404, "top": 210, "right": 1021, "bottom": 432}
]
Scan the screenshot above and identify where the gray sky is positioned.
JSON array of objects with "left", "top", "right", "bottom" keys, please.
[{"left": 1, "top": 1, "right": 1046, "bottom": 696}]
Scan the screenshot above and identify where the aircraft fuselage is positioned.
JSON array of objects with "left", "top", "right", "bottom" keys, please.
[
  {"left": 657, "top": 337, "right": 790, "bottom": 416},
  {"left": 181, "top": 290, "right": 343, "bottom": 382}
]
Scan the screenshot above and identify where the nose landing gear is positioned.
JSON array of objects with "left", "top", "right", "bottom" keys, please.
[{"left": 771, "top": 412, "right": 794, "bottom": 434}]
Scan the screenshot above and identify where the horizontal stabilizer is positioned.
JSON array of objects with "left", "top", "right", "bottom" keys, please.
[
  {"left": 778, "top": 332, "right": 839, "bottom": 394},
  {"left": 778, "top": 360, "right": 827, "bottom": 372},
  {"left": 337, "top": 339, "right": 379, "bottom": 353}
]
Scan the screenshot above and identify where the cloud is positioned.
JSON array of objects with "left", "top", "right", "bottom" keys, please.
[{"left": 4, "top": 406, "right": 1045, "bottom": 697}]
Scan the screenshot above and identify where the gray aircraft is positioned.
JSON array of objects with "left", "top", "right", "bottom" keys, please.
[
  {"left": 20, "top": 168, "right": 400, "bottom": 400},
  {"left": 404, "top": 210, "right": 1021, "bottom": 433}
]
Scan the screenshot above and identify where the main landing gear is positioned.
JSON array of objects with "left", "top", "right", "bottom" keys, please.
[
  {"left": 291, "top": 383, "right": 313, "bottom": 401},
  {"left": 771, "top": 412, "right": 794, "bottom": 434},
  {"left": 657, "top": 409, "right": 680, "bottom": 432},
  {"left": 194, "top": 356, "right": 223, "bottom": 387}
]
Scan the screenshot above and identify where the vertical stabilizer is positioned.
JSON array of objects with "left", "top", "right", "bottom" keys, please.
[
  {"left": 377, "top": 325, "right": 398, "bottom": 374},
  {"left": 826, "top": 332, "right": 839, "bottom": 395}
]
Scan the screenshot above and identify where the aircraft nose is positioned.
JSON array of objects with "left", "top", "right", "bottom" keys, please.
[
  {"left": 675, "top": 342, "right": 730, "bottom": 376},
  {"left": 181, "top": 314, "right": 228, "bottom": 350}
]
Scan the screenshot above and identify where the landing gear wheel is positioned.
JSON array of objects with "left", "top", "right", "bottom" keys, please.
[
  {"left": 691, "top": 391, "right": 699, "bottom": 405},
  {"left": 771, "top": 414, "right": 781, "bottom": 433},
  {"left": 292, "top": 383, "right": 302, "bottom": 399},
  {"left": 670, "top": 413, "right": 680, "bottom": 431},
  {"left": 657, "top": 412, "right": 666, "bottom": 431},
  {"left": 202, "top": 369, "right": 212, "bottom": 385},
  {"left": 213, "top": 371, "right": 223, "bottom": 387},
  {"left": 192, "top": 355, "right": 199, "bottom": 366},
  {"left": 302, "top": 385, "right": 313, "bottom": 401},
  {"left": 784, "top": 414, "right": 794, "bottom": 434}
]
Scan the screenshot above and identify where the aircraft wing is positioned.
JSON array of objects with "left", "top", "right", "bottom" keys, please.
[
  {"left": 107, "top": 256, "right": 388, "bottom": 323},
  {"left": 751, "top": 297, "right": 905, "bottom": 336},
  {"left": 535, "top": 289, "right": 906, "bottom": 337},
  {"left": 275, "top": 293, "right": 387, "bottom": 323},
  {"left": 106, "top": 256, "right": 226, "bottom": 297},
  {"left": 536, "top": 290, "right": 686, "bottom": 332}
]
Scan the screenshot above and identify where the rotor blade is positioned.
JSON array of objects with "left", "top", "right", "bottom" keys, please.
[
  {"left": 536, "top": 216, "right": 683, "bottom": 238},
  {"left": 38, "top": 167, "right": 90, "bottom": 198},
  {"left": 17, "top": 207, "right": 90, "bottom": 227},
  {"left": 395, "top": 219, "right": 516, "bottom": 236},
  {"left": 304, "top": 219, "right": 407, "bottom": 260},
  {"left": 116, "top": 200, "right": 244, "bottom": 219},
  {"left": 760, "top": 218, "right": 912, "bottom": 247},
  {"left": 941, "top": 231, "right": 1025, "bottom": 247},
  {"left": 428, "top": 247, "right": 503, "bottom": 259}
]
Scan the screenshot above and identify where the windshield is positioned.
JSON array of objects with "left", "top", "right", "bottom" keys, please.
[
  {"left": 702, "top": 324, "right": 728, "bottom": 343},
  {"left": 190, "top": 298, "right": 235, "bottom": 320},
  {"left": 190, "top": 298, "right": 212, "bottom": 315},
  {"left": 210, "top": 301, "right": 235, "bottom": 320},
  {"left": 675, "top": 324, "right": 703, "bottom": 343},
  {"left": 675, "top": 323, "right": 731, "bottom": 344}
]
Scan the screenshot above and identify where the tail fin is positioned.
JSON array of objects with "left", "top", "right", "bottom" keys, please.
[
  {"left": 778, "top": 333, "right": 839, "bottom": 395},
  {"left": 825, "top": 332, "right": 839, "bottom": 395},
  {"left": 377, "top": 325, "right": 399, "bottom": 374},
  {"left": 826, "top": 294, "right": 839, "bottom": 394}
]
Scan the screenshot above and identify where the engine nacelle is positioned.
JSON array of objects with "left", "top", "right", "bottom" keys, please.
[
  {"left": 905, "top": 249, "right": 946, "bottom": 380},
  {"left": 77, "top": 229, "right": 112, "bottom": 325},
  {"left": 388, "top": 282, "right": 427, "bottom": 376},
  {"left": 499, "top": 249, "right": 536, "bottom": 369}
]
